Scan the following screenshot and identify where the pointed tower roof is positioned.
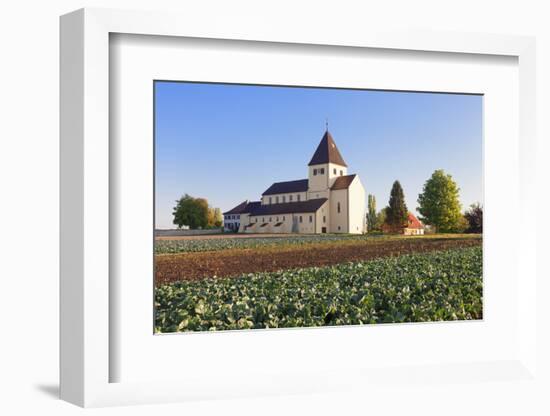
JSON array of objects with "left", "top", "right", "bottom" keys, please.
[{"left": 308, "top": 130, "right": 348, "bottom": 167}]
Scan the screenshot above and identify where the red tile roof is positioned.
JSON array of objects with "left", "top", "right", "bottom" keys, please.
[{"left": 407, "top": 212, "right": 423, "bottom": 229}]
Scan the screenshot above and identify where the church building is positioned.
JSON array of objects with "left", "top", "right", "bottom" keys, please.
[{"left": 223, "top": 129, "right": 366, "bottom": 234}]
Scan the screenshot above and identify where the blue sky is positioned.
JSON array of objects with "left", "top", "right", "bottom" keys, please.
[{"left": 155, "top": 82, "right": 483, "bottom": 229}]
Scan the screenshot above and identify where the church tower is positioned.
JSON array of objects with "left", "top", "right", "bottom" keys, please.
[{"left": 307, "top": 129, "right": 348, "bottom": 199}]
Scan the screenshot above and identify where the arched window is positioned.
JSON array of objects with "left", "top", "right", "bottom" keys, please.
[{"left": 337, "top": 202, "right": 341, "bottom": 213}]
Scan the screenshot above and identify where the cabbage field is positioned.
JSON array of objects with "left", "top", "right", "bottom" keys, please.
[
  {"left": 154, "top": 233, "right": 371, "bottom": 254},
  {"left": 155, "top": 233, "right": 479, "bottom": 254},
  {"left": 155, "top": 246, "right": 483, "bottom": 332}
]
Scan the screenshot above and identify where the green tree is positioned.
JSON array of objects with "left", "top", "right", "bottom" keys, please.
[
  {"left": 172, "top": 194, "right": 209, "bottom": 229},
  {"left": 464, "top": 203, "right": 483, "bottom": 233},
  {"left": 377, "top": 207, "right": 388, "bottom": 230},
  {"left": 417, "top": 170, "right": 463, "bottom": 233},
  {"left": 386, "top": 180, "right": 408, "bottom": 231},
  {"left": 367, "top": 194, "right": 377, "bottom": 232}
]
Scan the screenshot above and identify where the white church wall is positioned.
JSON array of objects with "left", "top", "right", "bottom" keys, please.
[
  {"left": 315, "top": 201, "right": 330, "bottom": 233},
  {"left": 237, "top": 213, "right": 250, "bottom": 232},
  {"left": 308, "top": 164, "right": 330, "bottom": 192},
  {"left": 329, "top": 189, "right": 348, "bottom": 233},
  {"left": 262, "top": 192, "right": 308, "bottom": 205},
  {"left": 307, "top": 190, "right": 330, "bottom": 200},
  {"left": 290, "top": 212, "right": 316, "bottom": 234},
  {"left": 347, "top": 176, "right": 366, "bottom": 234},
  {"left": 327, "top": 162, "right": 348, "bottom": 187}
]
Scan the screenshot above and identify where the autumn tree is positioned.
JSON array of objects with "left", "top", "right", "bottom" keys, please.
[
  {"left": 208, "top": 207, "right": 223, "bottom": 228},
  {"left": 417, "top": 170, "right": 464, "bottom": 233},
  {"left": 386, "top": 180, "right": 408, "bottom": 231}
]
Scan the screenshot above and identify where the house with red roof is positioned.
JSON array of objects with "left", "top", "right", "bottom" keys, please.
[
  {"left": 380, "top": 212, "right": 425, "bottom": 235},
  {"left": 404, "top": 212, "right": 425, "bottom": 235}
]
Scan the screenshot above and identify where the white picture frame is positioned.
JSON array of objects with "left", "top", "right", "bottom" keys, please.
[{"left": 60, "top": 8, "right": 538, "bottom": 408}]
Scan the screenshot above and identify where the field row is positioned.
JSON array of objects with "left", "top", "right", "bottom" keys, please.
[
  {"left": 155, "top": 236, "right": 481, "bottom": 282},
  {"left": 155, "top": 246, "right": 483, "bottom": 332},
  {"left": 155, "top": 233, "right": 480, "bottom": 254}
]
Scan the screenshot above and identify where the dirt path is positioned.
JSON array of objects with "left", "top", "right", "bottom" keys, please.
[{"left": 155, "top": 237, "right": 482, "bottom": 283}]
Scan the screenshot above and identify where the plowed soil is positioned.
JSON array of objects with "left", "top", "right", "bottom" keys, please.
[{"left": 155, "top": 237, "right": 482, "bottom": 283}]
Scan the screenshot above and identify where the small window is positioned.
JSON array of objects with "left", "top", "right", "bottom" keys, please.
[
  {"left": 276, "top": 196, "right": 279, "bottom": 204},
  {"left": 283, "top": 216, "right": 285, "bottom": 221},
  {"left": 269, "top": 217, "right": 272, "bottom": 222},
  {"left": 309, "top": 215, "right": 313, "bottom": 223},
  {"left": 255, "top": 218, "right": 258, "bottom": 223},
  {"left": 289, "top": 195, "right": 293, "bottom": 202},
  {"left": 237, "top": 215, "right": 240, "bottom": 219},
  {"left": 313, "top": 169, "right": 317, "bottom": 175},
  {"left": 262, "top": 217, "right": 265, "bottom": 222},
  {"left": 276, "top": 216, "right": 279, "bottom": 222},
  {"left": 269, "top": 197, "right": 272, "bottom": 204},
  {"left": 333, "top": 168, "right": 336, "bottom": 174},
  {"left": 297, "top": 194, "right": 301, "bottom": 201},
  {"left": 299, "top": 216, "right": 303, "bottom": 223},
  {"left": 323, "top": 216, "right": 326, "bottom": 223},
  {"left": 337, "top": 202, "right": 341, "bottom": 213},
  {"left": 338, "top": 226, "right": 341, "bottom": 231},
  {"left": 282, "top": 196, "right": 286, "bottom": 203},
  {"left": 340, "top": 170, "right": 343, "bottom": 176}
]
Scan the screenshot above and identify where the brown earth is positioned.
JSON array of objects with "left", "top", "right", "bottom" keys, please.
[{"left": 155, "top": 237, "right": 482, "bottom": 284}]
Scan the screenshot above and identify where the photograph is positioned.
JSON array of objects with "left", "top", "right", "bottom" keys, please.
[{"left": 154, "top": 81, "right": 483, "bottom": 333}]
